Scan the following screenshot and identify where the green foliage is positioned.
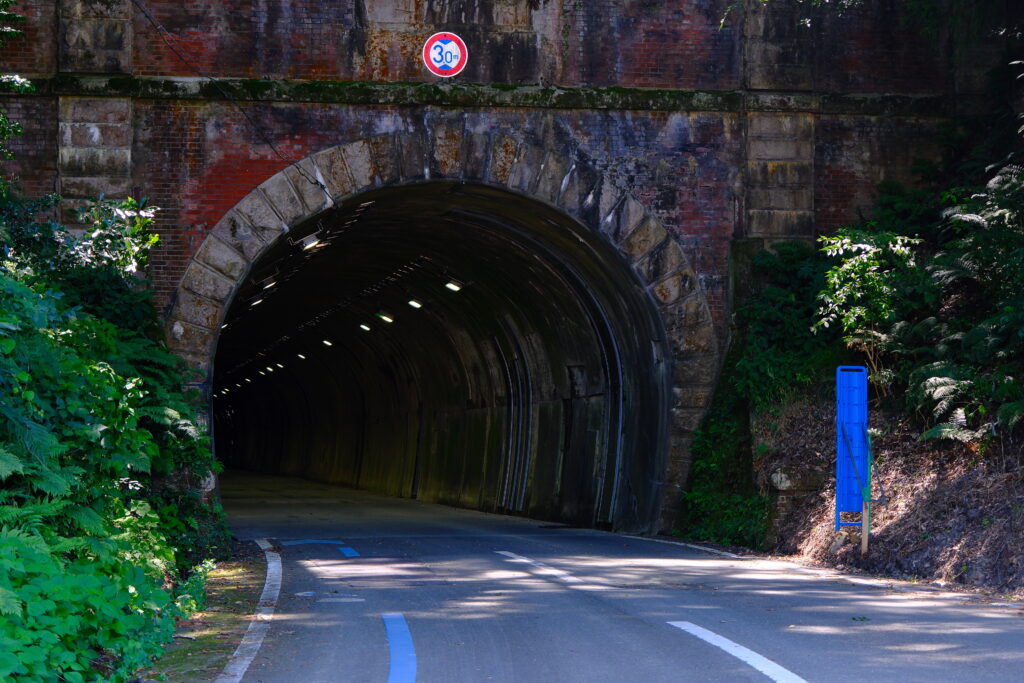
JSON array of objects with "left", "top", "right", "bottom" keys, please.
[
  {"left": 680, "top": 242, "right": 842, "bottom": 548},
  {"left": 0, "top": 196, "right": 229, "bottom": 679},
  {"left": 816, "top": 162, "right": 1024, "bottom": 442}
]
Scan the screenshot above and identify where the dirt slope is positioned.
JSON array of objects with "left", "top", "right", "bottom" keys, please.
[{"left": 757, "top": 400, "right": 1024, "bottom": 597}]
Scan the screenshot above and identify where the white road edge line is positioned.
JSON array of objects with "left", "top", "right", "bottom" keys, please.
[
  {"left": 495, "top": 550, "right": 583, "bottom": 583},
  {"left": 215, "top": 538, "right": 282, "bottom": 683},
  {"left": 668, "top": 621, "right": 808, "bottom": 683},
  {"left": 623, "top": 534, "right": 742, "bottom": 559}
]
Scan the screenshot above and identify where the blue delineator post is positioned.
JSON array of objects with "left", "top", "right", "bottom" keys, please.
[{"left": 835, "top": 366, "right": 869, "bottom": 533}]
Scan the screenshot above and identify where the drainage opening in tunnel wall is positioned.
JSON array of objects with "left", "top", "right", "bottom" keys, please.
[{"left": 166, "top": 137, "right": 719, "bottom": 534}]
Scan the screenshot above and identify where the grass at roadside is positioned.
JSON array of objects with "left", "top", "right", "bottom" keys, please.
[{"left": 140, "top": 542, "right": 266, "bottom": 682}]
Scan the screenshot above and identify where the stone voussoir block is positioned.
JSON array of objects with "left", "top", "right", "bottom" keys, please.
[
  {"left": 621, "top": 217, "right": 667, "bottom": 262},
  {"left": 181, "top": 261, "right": 235, "bottom": 303},
  {"left": 173, "top": 290, "right": 224, "bottom": 330},
  {"left": 194, "top": 234, "right": 249, "bottom": 281},
  {"left": 557, "top": 161, "right": 599, "bottom": 219},
  {"left": 398, "top": 131, "right": 429, "bottom": 182},
  {"left": 165, "top": 319, "right": 216, "bottom": 357},
  {"left": 283, "top": 159, "right": 331, "bottom": 215},
  {"left": 650, "top": 267, "right": 698, "bottom": 305},
  {"left": 214, "top": 208, "right": 278, "bottom": 261},
  {"left": 366, "top": 134, "right": 402, "bottom": 187},
  {"left": 635, "top": 240, "right": 689, "bottom": 286},
  {"left": 600, "top": 195, "right": 646, "bottom": 244},
  {"left": 259, "top": 173, "right": 307, "bottom": 227},
  {"left": 506, "top": 142, "right": 547, "bottom": 195},
  {"left": 532, "top": 151, "right": 571, "bottom": 204},
  {"left": 309, "top": 146, "right": 354, "bottom": 201},
  {"left": 488, "top": 135, "right": 520, "bottom": 186},
  {"left": 341, "top": 139, "right": 376, "bottom": 188}
]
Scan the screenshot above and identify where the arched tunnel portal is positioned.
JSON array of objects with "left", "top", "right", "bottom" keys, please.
[
  {"left": 212, "top": 182, "right": 670, "bottom": 532},
  {"left": 167, "top": 135, "right": 721, "bottom": 535}
]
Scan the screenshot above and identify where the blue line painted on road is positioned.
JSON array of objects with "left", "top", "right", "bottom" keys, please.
[
  {"left": 339, "top": 546, "right": 360, "bottom": 557},
  {"left": 281, "top": 539, "right": 348, "bottom": 546},
  {"left": 382, "top": 613, "right": 417, "bottom": 683}
]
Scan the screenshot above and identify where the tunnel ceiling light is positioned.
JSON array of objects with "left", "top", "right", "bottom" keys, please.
[
  {"left": 235, "top": 383, "right": 241, "bottom": 388},
  {"left": 377, "top": 312, "right": 394, "bottom": 324},
  {"left": 300, "top": 234, "right": 321, "bottom": 250},
  {"left": 445, "top": 280, "right": 463, "bottom": 292},
  {"left": 221, "top": 323, "right": 228, "bottom": 330},
  {"left": 266, "top": 366, "right": 274, "bottom": 372},
  {"left": 245, "top": 378, "right": 252, "bottom": 383},
  {"left": 322, "top": 339, "right": 333, "bottom": 346},
  {"left": 359, "top": 324, "right": 371, "bottom": 332},
  {"left": 263, "top": 280, "right": 277, "bottom": 290},
  {"left": 251, "top": 298, "right": 264, "bottom": 307},
  {"left": 259, "top": 370, "right": 266, "bottom": 376},
  {"left": 296, "top": 353, "right": 306, "bottom": 360},
  {"left": 276, "top": 363, "right": 284, "bottom": 369},
  {"left": 407, "top": 299, "right": 423, "bottom": 309}
]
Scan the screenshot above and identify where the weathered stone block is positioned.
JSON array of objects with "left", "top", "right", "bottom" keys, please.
[
  {"left": 311, "top": 146, "right": 356, "bottom": 200},
  {"left": 59, "top": 97, "right": 130, "bottom": 123},
  {"left": 748, "top": 139, "right": 814, "bottom": 162},
  {"left": 746, "top": 160, "right": 813, "bottom": 186},
  {"left": 532, "top": 152, "right": 571, "bottom": 204},
  {"left": 673, "top": 352, "right": 720, "bottom": 388},
  {"left": 488, "top": 135, "right": 519, "bottom": 185},
  {"left": 60, "top": 122, "right": 131, "bottom": 147},
  {"left": 599, "top": 195, "right": 645, "bottom": 244},
  {"left": 506, "top": 142, "right": 546, "bottom": 194},
  {"left": 673, "top": 383, "right": 714, "bottom": 410},
  {"left": 58, "top": 175, "right": 131, "bottom": 198},
  {"left": 461, "top": 132, "right": 491, "bottom": 182},
  {"left": 747, "top": 113, "right": 814, "bottom": 140},
  {"left": 181, "top": 262, "right": 235, "bottom": 302},
  {"left": 342, "top": 139, "right": 375, "bottom": 188},
  {"left": 366, "top": 134, "right": 402, "bottom": 186},
  {"left": 259, "top": 173, "right": 307, "bottom": 227},
  {"left": 621, "top": 217, "right": 667, "bottom": 262},
  {"left": 232, "top": 190, "right": 287, "bottom": 235},
  {"left": 429, "top": 119, "right": 464, "bottom": 178},
  {"left": 58, "top": 147, "right": 130, "bottom": 176},
  {"left": 194, "top": 235, "right": 249, "bottom": 281},
  {"left": 557, "top": 162, "right": 599, "bottom": 220},
  {"left": 651, "top": 268, "right": 697, "bottom": 305},
  {"left": 173, "top": 290, "right": 223, "bottom": 330},
  {"left": 748, "top": 187, "right": 813, "bottom": 211},
  {"left": 165, "top": 319, "right": 216, "bottom": 358},
  {"left": 747, "top": 209, "right": 815, "bottom": 237},
  {"left": 635, "top": 241, "right": 688, "bottom": 286},
  {"left": 283, "top": 159, "right": 330, "bottom": 215},
  {"left": 398, "top": 131, "right": 429, "bottom": 181},
  {"left": 210, "top": 210, "right": 274, "bottom": 262}
]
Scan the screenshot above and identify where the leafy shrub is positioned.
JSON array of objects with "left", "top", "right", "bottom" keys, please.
[{"left": 0, "top": 197, "right": 229, "bottom": 679}]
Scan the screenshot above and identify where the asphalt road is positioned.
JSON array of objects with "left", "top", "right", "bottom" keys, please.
[{"left": 219, "top": 471, "right": 1024, "bottom": 683}]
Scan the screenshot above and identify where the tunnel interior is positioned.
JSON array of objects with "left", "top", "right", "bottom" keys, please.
[{"left": 212, "top": 182, "right": 670, "bottom": 532}]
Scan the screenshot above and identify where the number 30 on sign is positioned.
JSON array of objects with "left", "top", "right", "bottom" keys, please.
[{"left": 422, "top": 32, "right": 468, "bottom": 78}]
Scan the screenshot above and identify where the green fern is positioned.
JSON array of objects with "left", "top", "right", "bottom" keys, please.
[{"left": 0, "top": 445, "right": 23, "bottom": 480}]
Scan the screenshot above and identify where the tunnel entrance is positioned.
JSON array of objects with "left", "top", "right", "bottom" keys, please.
[{"left": 211, "top": 182, "right": 672, "bottom": 532}]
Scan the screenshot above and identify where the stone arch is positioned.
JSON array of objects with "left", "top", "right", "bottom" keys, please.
[{"left": 166, "top": 128, "right": 720, "bottom": 531}]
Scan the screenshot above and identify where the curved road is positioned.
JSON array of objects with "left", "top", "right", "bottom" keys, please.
[{"left": 220, "top": 472, "right": 1024, "bottom": 682}]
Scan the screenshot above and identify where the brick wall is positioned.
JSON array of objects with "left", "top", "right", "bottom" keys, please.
[{"left": 0, "top": 0, "right": 998, "bottom": 330}]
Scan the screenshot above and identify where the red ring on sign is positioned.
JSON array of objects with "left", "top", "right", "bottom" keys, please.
[{"left": 422, "top": 32, "right": 468, "bottom": 78}]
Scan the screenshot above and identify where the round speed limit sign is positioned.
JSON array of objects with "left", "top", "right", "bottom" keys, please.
[{"left": 422, "top": 32, "right": 468, "bottom": 78}]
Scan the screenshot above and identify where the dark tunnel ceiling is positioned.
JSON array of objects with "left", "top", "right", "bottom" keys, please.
[{"left": 213, "top": 182, "right": 670, "bottom": 532}]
